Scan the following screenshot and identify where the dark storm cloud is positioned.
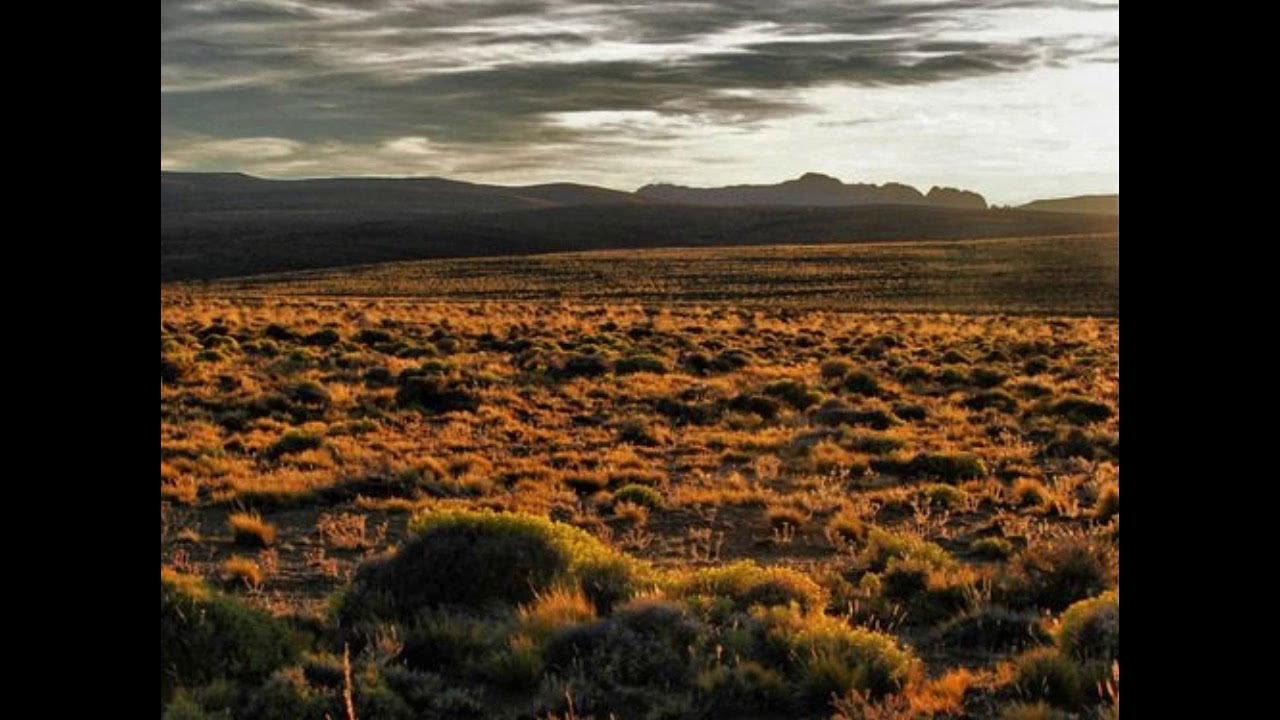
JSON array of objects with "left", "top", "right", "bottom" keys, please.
[{"left": 161, "top": 0, "right": 1119, "bottom": 170}]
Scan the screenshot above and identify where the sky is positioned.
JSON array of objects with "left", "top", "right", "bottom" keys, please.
[{"left": 160, "top": 0, "right": 1119, "bottom": 205}]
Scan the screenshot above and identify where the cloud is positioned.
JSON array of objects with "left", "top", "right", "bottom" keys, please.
[{"left": 160, "top": 0, "right": 1119, "bottom": 199}]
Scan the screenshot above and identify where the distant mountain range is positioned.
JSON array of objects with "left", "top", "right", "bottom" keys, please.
[
  {"left": 637, "top": 173, "right": 988, "bottom": 209},
  {"left": 1018, "top": 194, "right": 1119, "bottom": 215},
  {"left": 161, "top": 171, "right": 1118, "bottom": 281}
]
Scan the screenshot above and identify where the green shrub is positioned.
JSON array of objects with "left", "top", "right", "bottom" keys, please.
[
  {"left": 861, "top": 528, "right": 955, "bottom": 572},
  {"left": 754, "top": 606, "right": 920, "bottom": 705},
  {"left": 971, "top": 537, "right": 1014, "bottom": 560},
  {"left": 342, "top": 510, "right": 646, "bottom": 621},
  {"left": 1057, "top": 591, "right": 1119, "bottom": 662},
  {"left": 920, "top": 483, "right": 967, "bottom": 509},
  {"left": 160, "top": 569, "right": 296, "bottom": 704},
  {"left": 672, "top": 561, "right": 827, "bottom": 613},
  {"left": 612, "top": 484, "right": 663, "bottom": 508},
  {"left": 1011, "top": 648, "right": 1085, "bottom": 707}
]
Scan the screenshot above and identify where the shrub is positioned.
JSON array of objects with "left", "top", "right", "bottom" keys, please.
[
  {"left": 518, "top": 587, "right": 598, "bottom": 644},
  {"left": 908, "top": 451, "right": 987, "bottom": 482},
  {"left": 1057, "top": 591, "right": 1119, "bottom": 662},
  {"left": 971, "top": 537, "right": 1014, "bottom": 560},
  {"left": 820, "top": 359, "right": 854, "bottom": 380},
  {"left": 896, "top": 364, "right": 931, "bottom": 383},
  {"left": 614, "top": 354, "right": 668, "bottom": 375},
  {"left": 842, "top": 371, "right": 882, "bottom": 396},
  {"left": 672, "top": 561, "right": 828, "bottom": 613},
  {"left": 754, "top": 606, "right": 920, "bottom": 705},
  {"left": 612, "top": 484, "right": 663, "bottom": 509},
  {"left": 861, "top": 528, "right": 954, "bottom": 572},
  {"left": 964, "top": 390, "right": 1019, "bottom": 412},
  {"left": 1006, "top": 536, "right": 1116, "bottom": 611},
  {"left": 1046, "top": 396, "right": 1113, "bottom": 424},
  {"left": 1011, "top": 648, "right": 1084, "bottom": 707},
  {"left": 935, "top": 606, "right": 1051, "bottom": 653},
  {"left": 266, "top": 430, "right": 324, "bottom": 460},
  {"left": 222, "top": 556, "right": 265, "bottom": 587},
  {"left": 563, "top": 472, "right": 609, "bottom": 494},
  {"left": 228, "top": 512, "right": 276, "bottom": 547},
  {"left": 727, "top": 394, "right": 782, "bottom": 421},
  {"left": 354, "top": 328, "right": 393, "bottom": 345},
  {"left": 825, "top": 511, "right": 866, "bottom": 544},
  {"left": 301, "top": 328, "right": 340, "bottom": 347},
  {"left": 891, "top": 402, "right": 928, "bottom": 421},
  {"left": 342, "top": 510, "right": 645, "bottom": 621},
  {"left": 160, "top": 569, "right": 296, "bottom": 702},
  {"left": 286, "top": 381, "right": 331, "bottom": 407},
  {"left": 812, "top": 402, "right": 898, "bottom": 430},
  {"left": 615, "top": 418, "right": 668, "bottom": 446},
  {"left": 394, "top": 376, "right": 479, "bottom": 414},
  {"left": 543, "top": 600, "right": 704, "bottom": 711},
  {"left": 921, "top": 483, "right": 967, "bottom": 509},
  {"left": 556, "top": 353, "right": 611, "bottom": 378},
  {"left": 763, "top": 379, "right": 822, "bottom": 410},
  {"left": 1011, "top": 478, "right": 1052, "bottom": 508},
  {"left": 970, "top": 367, "right": 1009, "bottom": 388}
]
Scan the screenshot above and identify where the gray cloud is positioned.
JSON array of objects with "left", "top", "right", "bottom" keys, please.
[{"left": 161, "top": 0, "right": 1119, "bottom": 190}]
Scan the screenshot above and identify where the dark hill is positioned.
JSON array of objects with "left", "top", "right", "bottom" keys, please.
[
  {"left": 1020, "top": 194, "right": 1119, "bottom": 215},
  {"left": 635, "top": 172, "right": 964, "bottom": 208},
  {"left": 162, "top": 175, "right": 1120, "bottom": 281}
]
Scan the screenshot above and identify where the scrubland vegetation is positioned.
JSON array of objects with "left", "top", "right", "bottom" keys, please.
[{"left": 161, "top": 294, "right": 1118, "bottom": 718}]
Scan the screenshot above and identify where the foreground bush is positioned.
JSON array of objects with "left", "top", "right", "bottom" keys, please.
[
  {"left": 160, "top": 569, "right": 296, "bottom": 704},
  {"left": 341, "top": 510, "right": 647, "bottom": 621},
  {"left": 671, "top": 560, "right": 828, "bottom": 614}
]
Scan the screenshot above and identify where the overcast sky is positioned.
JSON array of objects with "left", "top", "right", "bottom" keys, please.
[{"left": 160, "top": 0, "right": 1118, "bottom": 204}]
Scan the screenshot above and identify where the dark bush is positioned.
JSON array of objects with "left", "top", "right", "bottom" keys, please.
[
  {"left": 763, "top": 379, "right": 822, "bottom": 410},
  {"left": 395, "top": 377, "right": 479, "bottom": 414},
  {"left": 301, "top": 328, "right": 341, "bottom": 347},
  {"left": 964, "top": 390, "right": 1019, "bottom": 412},
  {"left": 160, "top": 570, "right": 296, "bottom": 703},
  {"left": 1047, "top": 396, "right": 1113, "bottom": 424},
  {"left": 614, "top": 354, "right": 668, "bottom": 375}
]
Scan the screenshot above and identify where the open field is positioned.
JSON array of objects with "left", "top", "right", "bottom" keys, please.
[
  {"left": 162, "top": 290, "right": 1119, "bottom": 718},
  {"left": 189, "top": 233, "right": 1119, "bottom": 316}
]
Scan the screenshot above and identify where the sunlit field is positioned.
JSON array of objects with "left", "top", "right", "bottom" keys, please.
[{"left": 162, "top": 276, "right": 1118, "bottom": 718}]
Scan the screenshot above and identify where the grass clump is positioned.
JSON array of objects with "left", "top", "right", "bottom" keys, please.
[
  {"left": 228, "top": 512, "right": 277, "bottom": 547},
  {"left": 672, "top": 560, "right": 828, "bottom": 613},
  {"left": 266, "top": 430, "right": 324, "bottom": 460},
  {"left": 221, "top": 556, "right": 265, "bottom": 587},
  {"left": 754, "top": 606, "right": 921, "bottom": 706},
  {"left": 614, "top": 354, "right": 668, "bottom": 375},
  {"left": 612, "top": 483, "right": 663, "bottom": 508},
  {"left": 908, "top": 451, "right": 988, "bottom": 482},
  {"left": 342, "top": 509, "right": 646, "bottom": 621},
  {"left": 1046, "top": 396, "right": 1113, "bottom": 424}
]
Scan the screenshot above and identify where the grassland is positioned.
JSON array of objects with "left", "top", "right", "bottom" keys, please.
[
  {"left": 191, "top": 234, "right": 1118, "bottom": 316},
  {"left": 162, "top": 257, "right": 1119, "bottom": 719}
]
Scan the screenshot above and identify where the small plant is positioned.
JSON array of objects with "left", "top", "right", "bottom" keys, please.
[
  {"left": 221, "top": 555, "right": 265, "bottom": 588},
  {"left": 1010, "top": 478, "right": 1052, "bottom": 509},
  {"left": 1094, "top": 483, "right": 1119, "bottom": 521},
  {"left": 229, "top": 512, "right": 277, "bottom": 548},
  {"left": 612, "top": 484, "right": 663, "bottom": 508}
]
